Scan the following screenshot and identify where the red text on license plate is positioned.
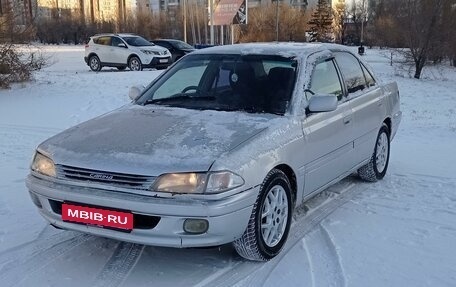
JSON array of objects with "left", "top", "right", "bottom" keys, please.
[{"left": 62, "top": 203, "right": 133, "bottom": 230}]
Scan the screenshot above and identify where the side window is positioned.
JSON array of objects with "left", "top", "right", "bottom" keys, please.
[
  {"left": 111, "top": 37, "right": 123, "bottom": 47},
  {"left": 156, "top": 41, "right": 172, "bottom": 49},
  {"left": 163, "top": 42, "right": 173, "bottom": 50},
  {"left": 308, "top": 59, "right": 343, "bottom": 100},
  {"left": 360, "top": 63, "right": 376, "bottom": 87},
  {"left": 212, "top": 68, "right": 231, "bottom": 89},
  {"left": 334, "top": 52, "right": 366, "bottom": 94},
  {"left": 94, "top": 36, "right": 111, "bottom": 46}
]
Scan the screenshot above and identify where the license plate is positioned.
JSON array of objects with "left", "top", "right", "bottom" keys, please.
[
  {"left": 62, "top": 203, "right": 133, "bottom": 231},
  {"left": 159, "top": 59, "right": 168, "bottom": 63}
]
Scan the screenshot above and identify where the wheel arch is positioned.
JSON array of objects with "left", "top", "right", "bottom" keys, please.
[
  {"left": 87, "top": 53, "right": 98, "bottom": 60},
  {"left": 272, "top": 164, "right": 297, "bottom": 206},
  {"left": 128, "top": 54, "right": 141, "bottom": 63},
  {"left": 383, "top": 117, "right": 391, "bottom": 135}
]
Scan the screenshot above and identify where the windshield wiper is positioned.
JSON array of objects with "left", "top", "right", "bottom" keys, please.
[{"left": 143, "top": 94, "right": 215, "bottom": 106}]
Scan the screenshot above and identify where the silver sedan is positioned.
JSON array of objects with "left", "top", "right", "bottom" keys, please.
[{"left": 26, "top": 43, "right": 402, "bottom": 261}]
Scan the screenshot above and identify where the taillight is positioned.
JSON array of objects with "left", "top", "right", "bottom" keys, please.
[{"left": 85, "top": 44, "right": 89, "bottom": 48}]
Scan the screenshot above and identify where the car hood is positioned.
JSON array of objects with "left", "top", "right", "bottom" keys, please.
[
  {"left": 140, "top": 45, "right": 168, "bottom": 53},
  {"left": 39, "top": 105, "right": 272, "bottom": 176}
]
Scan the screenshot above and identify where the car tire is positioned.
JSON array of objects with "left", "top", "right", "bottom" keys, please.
[
  {"left": 358, "top": 124, "right": 390, "bottom": 182},
  {"left": 128, "top": 56, "right": 142, "bottom": 71},
  {"left": 117, "top": 66, "right": 126, "bottom": 71},
  {"left": 233, "top": 169, "right": 293, "bottom": 261},
  {"left": 89, "top": 55, "right": 101, "bottom": 72}
]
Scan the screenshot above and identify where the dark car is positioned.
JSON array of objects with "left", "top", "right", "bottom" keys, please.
[{"left": 151, "top": 39, "right": 195, "bottom": 63}]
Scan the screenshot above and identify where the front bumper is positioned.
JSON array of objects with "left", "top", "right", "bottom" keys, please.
[
  {"left": 143, "top": 56, "right": 172, "bottom": 69},
  {"left": 26, "top": 175, "right": 257, "bottom": 247}
]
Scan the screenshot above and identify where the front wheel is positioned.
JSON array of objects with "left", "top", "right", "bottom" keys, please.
[
  {"left": 358, "top": 124, "right": 390, "bottom": 182},
  {"left": 128, "top": 56, "right": 142, "bottom": 71},
  {"left": 233, "top": 169, "right": 293, "bottom": 261}
]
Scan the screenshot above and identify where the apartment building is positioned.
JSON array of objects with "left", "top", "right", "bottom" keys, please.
[{"left": 35, "top": 0, "right": 136, "bottom": 22}]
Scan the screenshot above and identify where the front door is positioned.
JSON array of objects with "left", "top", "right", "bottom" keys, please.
[{"left": 302, "top": 58, "right": 355, "bottom": 195}]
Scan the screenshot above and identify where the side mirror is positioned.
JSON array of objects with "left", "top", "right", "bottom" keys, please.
[
  {"left": 308, "top": 94, "right": 338, "bottom": 113},
  {"left": 118, "top": 43, "right": 127, "bottom": 48},
  {"left": 129, "top": 85, "right": 145, "bottom": 101}
]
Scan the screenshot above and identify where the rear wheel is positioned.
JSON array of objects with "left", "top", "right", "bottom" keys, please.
[
  {"left": 128, "top": 56, "right": 142, "bottom": 71},
  {"left": 233, "top": 169, "right": 293, "bottom": 261},
  {"left": 358, "top": 124, "right": 390, "bottom": 181},
  {"left": 89, "top": 55, "right": 101, "bottom": 72}
]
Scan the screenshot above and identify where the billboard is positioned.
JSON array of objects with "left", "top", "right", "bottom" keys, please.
[{"left": 212, "top": 0, "right": 247, "bottom": 26}]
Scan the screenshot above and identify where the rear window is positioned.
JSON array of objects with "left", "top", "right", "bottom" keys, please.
[{"left": 94, "top": 36, "right": 111, "bottom": 46}]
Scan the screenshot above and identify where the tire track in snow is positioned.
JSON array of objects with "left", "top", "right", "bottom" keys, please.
[
  {"left": 199, "top": 179, "right": 366, "bottom": 287},
  {"left": 301, "top": 224, "right": 345, "bottom": 287},
  {"left": 92, "top": 242, "right": 145, "bottom": 287},
  {"left": 319, "top": 223, "right": 346, "bottom": 286},
  {"left": 0, "top": 233, "right": 93, "bottom": 286}
]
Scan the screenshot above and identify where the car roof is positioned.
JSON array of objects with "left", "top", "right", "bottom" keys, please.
[
  {"left": 191, "top": 42, "right": 351, "bottom": 58},
  {"left": 92, "top": 33, "right": 139, "bottom": 38},
  {"left": 153, "top": 39, "right": 183, "bottom": 42}
]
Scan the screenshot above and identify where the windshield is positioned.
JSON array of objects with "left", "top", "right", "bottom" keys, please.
[
  {"left": 137, "top": 54, "right": 297, "bottom": 115},
  {"left": 122, "top": 36, "right": 153, "bottom": 47},
  {"left": 172, "top": 41, "right": 194, "bottom": 50}
]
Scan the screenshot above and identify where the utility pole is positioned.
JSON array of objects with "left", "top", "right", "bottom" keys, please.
[
  {"left": 210, "top": 0, "right": 214, "bottom": 45},
  {"left": 360, "top": 0, "right": 365, "bottom": 45},
  {"left": 275, "top": 0, "right": 279, "bottom": 41},
  {"left": 183, "top": 0, "right": 187, "bottom": 42}
]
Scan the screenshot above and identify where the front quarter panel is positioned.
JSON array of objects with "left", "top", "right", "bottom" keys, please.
[{"left": 210, "top": 116, "right": 306, "bottom": 205}]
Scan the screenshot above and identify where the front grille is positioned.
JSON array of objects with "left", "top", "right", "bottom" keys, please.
[{"left": 56, "top": 165, "right": 155, "bottom": 190}]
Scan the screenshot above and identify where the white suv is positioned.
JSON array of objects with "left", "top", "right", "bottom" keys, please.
[{"left": 84, "top": 33, "right": 172, "bottom": 71}]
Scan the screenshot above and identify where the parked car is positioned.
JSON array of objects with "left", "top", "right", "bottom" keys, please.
[
  {"left": 27, "top": 43, "right": 401, "bottom": 261},
  {"left": 151, "top": 39, "right": 196, "bottom": 62},
  {"left": 84, "top": 33, "right": 172, "bottom": 71}
]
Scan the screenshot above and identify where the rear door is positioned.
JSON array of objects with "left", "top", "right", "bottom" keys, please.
[
  {"left": 93, "top": 36, "right": 111, "bottom": 63},
  {"left": 302, "top": 57, "right": 355, "bottom": 195},
  {"left": 333, "top": 52, "right": 386, "bottom": 165}
]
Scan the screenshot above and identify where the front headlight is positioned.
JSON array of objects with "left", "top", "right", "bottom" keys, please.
[
  {"left": 140, "top": 49, "right": 153, "bottom": 55},
  {"left": 206, "top": 171, "right": 244, "bottom": 193},
  {"left": 153, "top": 173, "right": 207, "bottom": 194},
  {"left": 31, "top": 152, "right": 56, "bottom": 177},
  {"left": 152, "top": 171, "right": 244, "bottom": 194}
]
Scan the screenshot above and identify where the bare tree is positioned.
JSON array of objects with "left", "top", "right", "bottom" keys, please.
[
  {"left": 398, "top": 0, "right": 448, "bottom": 78},
  {"left": 0, "top": 1, "right": 47, "bottom": 88},
  {"left": 239, "top": 4, "right": 308, "bottom": 43},
  {"left": 333, "top": 0, "right": 348, "bottom": 44}
]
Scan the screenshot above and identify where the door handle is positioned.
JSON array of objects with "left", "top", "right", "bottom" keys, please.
[{"left": 343, "top": 116, "right": 352, "bottom": 124}]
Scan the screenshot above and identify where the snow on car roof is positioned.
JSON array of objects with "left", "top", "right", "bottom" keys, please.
[{"left": 192, "top": 42, "right": 351, "bottom": 58}]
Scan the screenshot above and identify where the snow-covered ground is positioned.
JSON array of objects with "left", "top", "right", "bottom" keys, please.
[{"left": 0, "top": 45, "right": 455, "bottom": 287}]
